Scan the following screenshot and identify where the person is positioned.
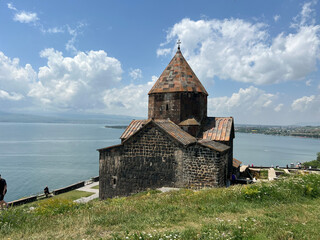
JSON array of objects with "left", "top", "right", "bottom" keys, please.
[
  {"left": 44, "top": 185, "right": 50, "bottom": 197},
  {"left": 0, "top": 174, "right": 8, "bottom": 209}
]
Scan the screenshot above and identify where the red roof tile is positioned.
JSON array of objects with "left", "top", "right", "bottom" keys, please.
[
  {"left": 148, "top": 49, "right": 208, "bottom": 95},
  {"left": 120, "top": 119, "right": 149, "bottom": 140},
  {"left": 155, "top": 119, "right": 197, "bottom": 146},
  {"left": 120, "top": 119, "right": 196, "bottom": 146},
  {"left": 202, "top": 117, "right": 234, "bottom": 141},
  {"left": 198, "top": 139, "right": 230, "bottom": 153},
  {"left": 178, "top": 118, "right": 200, "bottom": 126},
  {"left": 233, "top": 158, "right": 242, "bottom": 168}
]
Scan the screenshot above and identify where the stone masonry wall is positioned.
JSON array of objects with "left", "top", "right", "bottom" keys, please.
[
  {"left": 182, "top": 145, "right": 228, "bottom": 188},
  {"left": 148, "top": 92, "right": 207, "bottom": 125},
  {"left": 99, "top": 124, "right": 229, "bottom": 199},
  {"left": 99, "top": 123, "right": 183, "bottom": 199}
]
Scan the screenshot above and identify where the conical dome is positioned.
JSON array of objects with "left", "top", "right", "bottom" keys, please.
[{"left": 148, "top": 49, "right": 208, "bottom": 95}]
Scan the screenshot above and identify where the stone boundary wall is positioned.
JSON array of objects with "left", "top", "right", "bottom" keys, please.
[
  {"left": 8, "top": 176, "right": 99, "bottom": 207},
  {"left": 8, "top": 195, "right": 38, "bottom": 207},
  {"left": 52, "top": 181, "right": 85, "bottom": 195}
]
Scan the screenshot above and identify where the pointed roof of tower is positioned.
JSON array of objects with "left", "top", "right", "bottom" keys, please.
[{"left": 148, "top": 48, "right": 208, "bottom": 95}]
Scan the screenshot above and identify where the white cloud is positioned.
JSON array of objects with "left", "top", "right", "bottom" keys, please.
[
  {"left": 102, "top": 76, "right": 157, "bottom": 116},
  {"left": 291, "top": 95, "right": 320, "bottom": 112},
  {"left": 293, "top": 1, "right": 317, "bottom": 27},
  {"left": 129, "top": 68, "right": 142, "bottom": 80},
  {"left": 274, "top": 103, "right": 283, "bottom": 112},
  {"left": 158, "top": 3, "right": 320, "bottom": 85},
  {"left": 7, "top": 3, "right": 17, "bottom": 11},
  {"left": 13, "top": 11, "right": 39, "bottom": 23},
  {"left": 208, "top": 86, "right": 276, "bottom": 117},
  {"left": 45, "top": 27, "right": 64, "bottom": 34},
  {"left": 65, "top": 23, "right": 86, "bottom": 54},
  {"left": 27, "top": 48, "right": 122, "bottom": 110},
  {"left": 274, "top": 15, "right": 280, "bottom": 22},
  {"left": 0, "top": 51, "right": 36, "bottom": 95},
  {"left": 0, "top": 90, "right": 23, "bottom": 101},
  {"left": 8, "top": 3, "right": 39, "bottom": 24},
  {"left": 157, "top": 48, "right": 172, "bottom": 57},
  {"left": 306, "top": 80, "right": 312, "bottom": 86}
]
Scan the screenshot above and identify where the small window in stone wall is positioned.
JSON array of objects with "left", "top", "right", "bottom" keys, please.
[
  {"left": 112, "top": 176, "right": 117, "bottom": 188},
  {"left": 166, "top": 104, "right": 169, "bottom": 110}
]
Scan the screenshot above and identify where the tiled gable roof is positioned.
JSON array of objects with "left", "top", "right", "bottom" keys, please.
[
  {"left": 178, "top": 118, "right": 200, "bottom": 126},
  {"left": 120, "top": 119, "right": 196, "bottom": 146},
  {"left": 148, "top": 49, "right": 208, "bottom": 95},
  {"left": 154, "top": 119, "right": 197, "bottom": 146},
  {"left": 198, "top": 139, "right": 230, "bottom": 153},
  {"left": 202, "top": 117, "right": 234, "bottom": 141},
  {"left": 120, "top": 119, "right": 149, "bottom": 140}
]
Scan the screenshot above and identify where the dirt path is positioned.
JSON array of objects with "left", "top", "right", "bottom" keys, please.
[{"left": 74, "top": 182, "right": 99, "bottom": 203}]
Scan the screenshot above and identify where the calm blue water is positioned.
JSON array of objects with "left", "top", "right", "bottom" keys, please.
[
  {"left": 234, "top": 133, "right": 319, "bottom": 167},
  {"left": 0, "top": 123, "right": 123, "bottom": 202},
  {"left": 0, "top": 123, "right": 319, "bottom": 202}
]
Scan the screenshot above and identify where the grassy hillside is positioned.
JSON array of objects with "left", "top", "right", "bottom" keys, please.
[{"left": 1, "top": 174, "right": 320, "bottom": 239}]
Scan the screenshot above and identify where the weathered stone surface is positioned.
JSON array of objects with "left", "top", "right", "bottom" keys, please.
[
  {"left": 148, "top": 92, "right": 207, "bottom": 125},
  {"left": 99, "top": 122, "right": 228, "bottom": 199}
]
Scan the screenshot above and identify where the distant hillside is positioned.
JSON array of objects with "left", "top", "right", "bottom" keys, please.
[{"left": 0, "top": 111, "right": 136, "bottom": 125}]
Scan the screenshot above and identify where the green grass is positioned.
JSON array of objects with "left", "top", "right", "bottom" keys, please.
[
  {"left": 25, "top": 190, "right": 94, "bottom": 207},
  {"left": 1, "top": 174, "right": 320, "bottom": 239},
  {"left": 259, "top": 170, "right": 269, "bottom": 179},
  {"left": 91, "top": 185, "right": 99, "bottom": 190},
  {"left": 53, "top": 190, "right": 94, "bottom": 201}
]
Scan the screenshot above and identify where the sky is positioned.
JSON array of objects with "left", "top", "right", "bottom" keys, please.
[{"left": 0, "top": 0, "right": 320, "bottom": 125}]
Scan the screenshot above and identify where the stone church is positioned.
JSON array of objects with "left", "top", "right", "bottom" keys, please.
[{"left": 98, "top": 45, "right": 234, "bottom": 199}]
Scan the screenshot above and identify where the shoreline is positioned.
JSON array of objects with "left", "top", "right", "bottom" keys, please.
[{"left": 8, "top": 176, "right": 99, "bottom": 207}]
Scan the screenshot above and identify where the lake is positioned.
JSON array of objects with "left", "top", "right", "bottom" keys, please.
[{"left": 0, "top": 122, "right": 319, "bottom": 202}]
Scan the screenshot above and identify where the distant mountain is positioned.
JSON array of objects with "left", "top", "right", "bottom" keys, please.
[{"left": 0, "top": 111, "right": 137, "bottom": 125}]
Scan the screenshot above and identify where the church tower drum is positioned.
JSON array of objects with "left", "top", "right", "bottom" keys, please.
[{"left": 148, "top": 46, "right": 208, "bottom": 126}]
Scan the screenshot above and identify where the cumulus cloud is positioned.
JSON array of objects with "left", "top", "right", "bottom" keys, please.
[
  {"left": 208, "top": 86, "right": 277, "bottom": 117},
  {"left": 0, "top": 90, "right": 24, "bottom": 101},
  {"left": 291, "top": 95, "right": 320, "bottom": 112},
  {"left": 0, "top": 45, "right": 127, "bottom": 112},
  {"left": 158, "top": 2, "right": 320, "bottom": 85},
  {"left": 103, "top": 76, "right": 157, "bottom": 116},
  {"left": 8, "top": 3, "right": 39, "bottom": 23},
  {"left": 13, "top": 11, "right": 39, "bottom": 23},
  {"left": 0, "top": 51, "right": 36, "bottom": 95},
  {"left": 129, "top": 68, "right": 142, "bottom": 80},
  {"left": 27, "top": 49, "right": 122, "bottom": 110}
]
